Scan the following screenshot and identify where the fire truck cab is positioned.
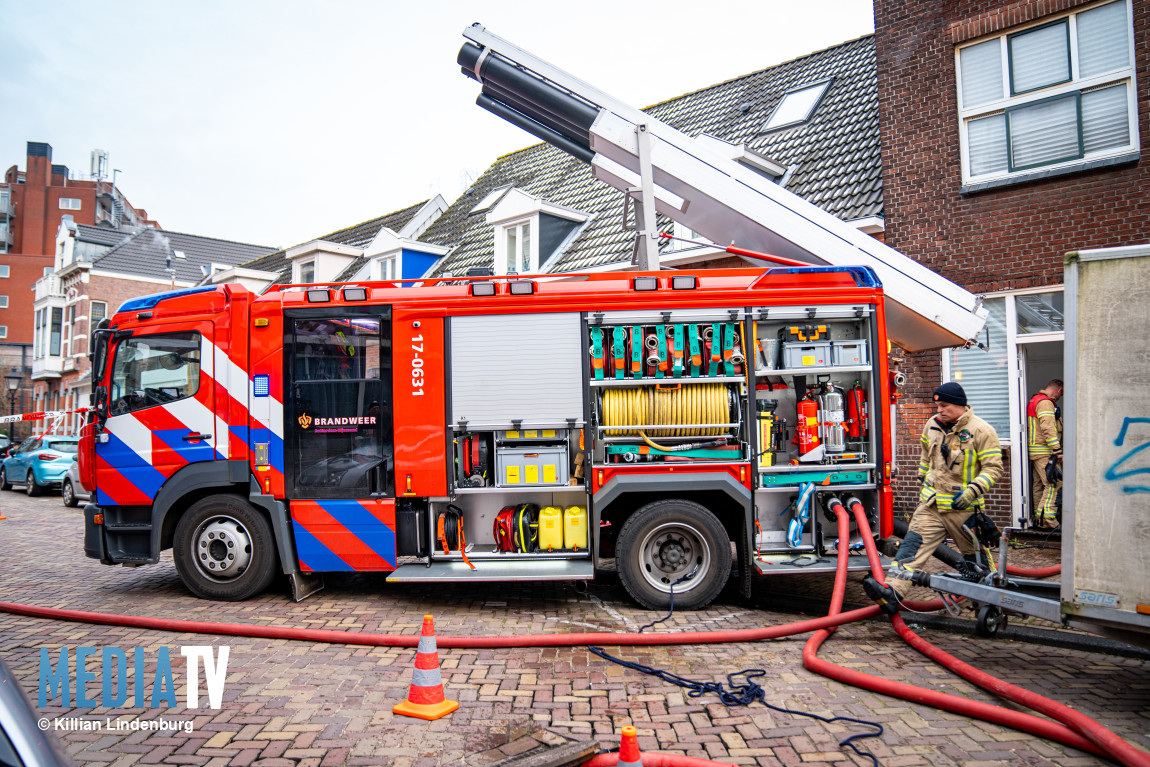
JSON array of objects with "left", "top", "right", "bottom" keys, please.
[{"left": 82, "top": 267, "right": 895, "bottom": 608}]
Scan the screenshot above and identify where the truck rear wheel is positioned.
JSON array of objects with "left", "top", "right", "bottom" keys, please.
[
  {"left": 173, "top": 495, "right": 277, "bottom": 601},
  {"left": 616, "top": 499, "right": 731, "bottom": 610}
]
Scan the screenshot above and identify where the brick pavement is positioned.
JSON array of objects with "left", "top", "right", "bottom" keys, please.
[{"left": 1, "top": 491, "right": 1147, "bottom": 766}]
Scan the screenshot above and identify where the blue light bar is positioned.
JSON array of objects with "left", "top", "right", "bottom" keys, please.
[
  {"left": 253, "top": 375, "right": 270, "bottom": 397},
  {"left": 117, "top": 286, "right": 218, "bottom": 314},
  {"left": 763, "top": 266, "right": 881, "bottom": 288}
]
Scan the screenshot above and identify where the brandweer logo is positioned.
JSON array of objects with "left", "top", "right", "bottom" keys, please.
[{"left": 39, "top": 646, "right": 229, "bottom": 709}]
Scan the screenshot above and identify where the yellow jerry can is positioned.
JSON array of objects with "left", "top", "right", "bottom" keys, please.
[
  {"left": 537, "top": 506, "right": 564, "bottom": 551},
  {"left": 563, "top": 505, "right": 588, "bottom": 551}
]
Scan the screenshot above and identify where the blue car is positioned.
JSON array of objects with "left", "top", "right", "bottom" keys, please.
[{"left": 0, "top": 435, "right": 80, "bottom": 496}]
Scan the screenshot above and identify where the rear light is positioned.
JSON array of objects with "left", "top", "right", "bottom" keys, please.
[{"left": 38, "top": 454, "right": 59, "bottom": 461}]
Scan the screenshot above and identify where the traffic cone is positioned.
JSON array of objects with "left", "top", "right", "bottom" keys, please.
[
  {"left": 393, "top": 614, "right": 459, "bottom": 720},
  {"left": 618, "top": 725, "right": 644, "bottom": 767}
]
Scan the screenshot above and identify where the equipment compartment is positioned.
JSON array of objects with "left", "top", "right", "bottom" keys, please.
[{"left": 496, "top": 445, "right": 569, "bottom": 487}]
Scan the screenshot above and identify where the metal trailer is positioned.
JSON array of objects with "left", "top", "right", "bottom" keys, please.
[{"left": 900, "top": 244, "right": 1150, "bottom": 649}]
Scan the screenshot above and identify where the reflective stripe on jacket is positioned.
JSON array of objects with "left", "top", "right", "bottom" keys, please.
[
  {"left": 918, "top": 406, "right": 1004, "bottom": 512},
  {"left": 1027, "top": 393, "right": 1061, "bottom": 456}
]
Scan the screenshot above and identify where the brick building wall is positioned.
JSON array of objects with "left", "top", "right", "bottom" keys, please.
[
  {"left": 875, "top": 0, "right": 1150, "bottom": 524},
  {"left": 0, "top": 254, "right": 53, "bottom": 344}
]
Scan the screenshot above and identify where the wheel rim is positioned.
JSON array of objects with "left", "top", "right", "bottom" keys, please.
[
  {"left": 26, "top": 471, "right": 34, "bottom": 493},
  {"left": 189, "top": 515, "right": 254, "bottom": 582},
  {"left": 63, "top": 483, "right": 73, "bottom": 504},
  {"left": 637, "top": 521, "right": 712, "bottom": 595}
]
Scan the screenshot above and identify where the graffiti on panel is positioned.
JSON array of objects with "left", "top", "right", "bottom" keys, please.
[{"left": 1104, "top": 417, "right": 1150, "bottom": 494}]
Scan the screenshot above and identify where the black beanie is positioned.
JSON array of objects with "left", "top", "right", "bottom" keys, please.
[{"left": 933, "top": 382, "right": 967, "bottom": 406}]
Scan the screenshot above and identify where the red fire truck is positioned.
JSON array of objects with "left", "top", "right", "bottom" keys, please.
[
  {"left": 81, "top": 27, "right": 988, "bottom": 607},
  {"left": 85, "top": 268, "right": 891, "bottom": 607}
]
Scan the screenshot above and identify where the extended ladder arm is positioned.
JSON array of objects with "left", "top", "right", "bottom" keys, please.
[{"left": 458, "top": 24, "right": 987, "bottom": 352}]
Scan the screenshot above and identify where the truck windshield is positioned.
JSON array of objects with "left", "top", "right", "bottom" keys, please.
[{"left": 109, "top": 331, "right": 202, "bottom": 416}]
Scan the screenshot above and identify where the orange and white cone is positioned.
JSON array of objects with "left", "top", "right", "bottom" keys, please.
[
  {"left": 393, "top": 614, "right": 459, "bottom": 720},
  {"left": 618, "top": 725, "right": 644, "bottom": 767}
]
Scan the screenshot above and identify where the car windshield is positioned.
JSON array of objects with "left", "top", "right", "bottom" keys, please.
[{"left": 48, "top": 441, "right": 79, "bottom": 454}]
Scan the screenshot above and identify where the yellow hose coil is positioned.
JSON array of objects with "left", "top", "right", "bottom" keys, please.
[{"left": 601, "top": 384, "right": 730, "bottom": 445}]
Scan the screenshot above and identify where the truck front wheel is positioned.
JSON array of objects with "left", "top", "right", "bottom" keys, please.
[
  {"left": 173, "top": 495, "right": 277, "bottom": 601},
  {"left": 616, "top": 499, "right": 732, "bottom": 610}
]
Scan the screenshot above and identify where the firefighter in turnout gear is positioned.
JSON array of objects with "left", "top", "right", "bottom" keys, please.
[
  {"left": 1028, "top": 379, "right": 1063, "bottom": 528},
  {"left": 865, "top": 382, "right": 1004, "bottom": 602}
]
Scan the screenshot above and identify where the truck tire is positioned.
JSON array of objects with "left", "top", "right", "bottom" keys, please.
[
  {"left": 173, "top": 495, "right": 277, "bottom": 601},
  {"left": 616, "top": 499, "right": 732, "bottom": 610}
]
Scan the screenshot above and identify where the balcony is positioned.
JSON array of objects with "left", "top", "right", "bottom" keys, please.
[
  {"left": 33, "top": 273, "right": 63, "bottom": 302},
  {"left": 32, "top": 354, "right": 63, "bottom": 380}
]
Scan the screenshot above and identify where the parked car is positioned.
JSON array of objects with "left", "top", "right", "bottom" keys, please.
[
  {"left": 61, "top": 460, "right": 91, "bottom": 508},
  {"left": 0, "top": 654, "right": 73, "bottom": 766},
  {"left": 0, "top": 435, "right": 80, "bottom": 496}
]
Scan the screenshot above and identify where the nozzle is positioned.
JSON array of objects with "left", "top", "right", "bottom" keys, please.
[{"left": 862, "top": 577, "right": 899, "bottom": 616}]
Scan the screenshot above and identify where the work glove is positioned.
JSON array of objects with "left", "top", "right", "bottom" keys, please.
[{"left": 951, "top": 485, "right": 979, "bottom": 510}]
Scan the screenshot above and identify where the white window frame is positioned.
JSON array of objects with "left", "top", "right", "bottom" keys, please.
[
  {"left": 377, "top": 257, "right": 397, "bottom": 281},
  {"left": 762, "top": 79, "right": 833, "bottom": 132},
  {"left": 90, "top": 300, "right": 107, "bottom": 324},
  {"left": 58, "top": 198, "right": 82, "bottom": 210},
  {"left": 956, "top": 0, "right": 1138, "bottom": 187},
  {"left": 0, "top": 326, "right": 7, "bottom": 339},
  {"left": 495, "top": 218, "right": 536, "bottom": 275},
  {"left": 0, "top": 295, "right": 7, "bottom": 308},
  {"left": 941, "top": 286, "right": 1065, "bottom": 520},
  {"left": 298, "top": 260, "right": 315, "bottom": 284}
]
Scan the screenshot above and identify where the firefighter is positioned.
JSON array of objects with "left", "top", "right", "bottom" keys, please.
[
  {"left": 864, "top": 382, "right": 1003, "bottom": 604},
  {"left": 1028, "top": 379, "right": 1063, "bottom": 528}
]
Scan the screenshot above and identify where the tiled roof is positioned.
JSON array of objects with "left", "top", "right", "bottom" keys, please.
[
  {"left": 92, "top": 229, "right": 277, "bottom": 284},
  {"left": 75, "top": 223, "right": 134, "bottom": 248},
  {"left": 242, "top": 200, "right": 431, "bottom": 285},
  {"left": 426, "top": 34, "right": 880, "bottom": 276}
]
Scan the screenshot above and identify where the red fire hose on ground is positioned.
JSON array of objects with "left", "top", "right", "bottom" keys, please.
[{"left": 0, "top": 503, "right": 1141, "bottom": 765}]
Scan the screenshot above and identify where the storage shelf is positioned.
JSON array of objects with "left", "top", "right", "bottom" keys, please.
[
  {"left": 756, "top": 365, "right": 871, "bottom": 377},
  {"left": 590, "top": 375, "right": 746, "bottom": 387},
  {"left": 759, "top": 463, "right": 876, "bottom": 474},
  {"left": 452, "top": 485, "right": 587, "bottom": 495},
  {"left": 756, "top": 483, "right": 877, "bottom": 493}
]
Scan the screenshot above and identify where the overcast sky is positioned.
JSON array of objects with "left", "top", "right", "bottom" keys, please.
[{"left": 0, "top": 1, "right": 875, "bottom": 250}]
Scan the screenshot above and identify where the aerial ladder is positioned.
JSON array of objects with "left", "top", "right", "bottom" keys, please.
[{"left": 457, "top": 24, "right": 987, "bottom": 352}]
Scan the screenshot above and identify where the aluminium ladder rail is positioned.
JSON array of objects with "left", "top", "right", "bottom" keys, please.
[{"left": 457, "top": 24, "right": 988, "bottom": 353}]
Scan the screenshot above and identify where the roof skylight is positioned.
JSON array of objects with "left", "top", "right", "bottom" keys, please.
[{"left": 762, "top": 79, "right": 833, "bottom": 131}]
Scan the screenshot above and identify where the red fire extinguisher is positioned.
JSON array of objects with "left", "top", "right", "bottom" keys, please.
[
  {"left": 794, "top": 394, "right": 822, "bottom": 457},
  {"left": 846, "top": 380, "right": 868, "bottom": 439}
]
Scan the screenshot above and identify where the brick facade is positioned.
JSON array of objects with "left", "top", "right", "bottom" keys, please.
[{"left": 875, "top": 0, "right": 1150, "bottom": 523}]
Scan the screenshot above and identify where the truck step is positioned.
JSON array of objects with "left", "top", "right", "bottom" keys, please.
[
  {"left": 387, "top": 558, "right": 594, "bottom": 583},
  {"left": 753, "top": 552, "right": 887, "bottom": 576}
]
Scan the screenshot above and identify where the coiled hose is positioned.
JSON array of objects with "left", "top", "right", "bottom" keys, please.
[{"left": 601, "top": 384, "right": 730, "bottom": 449}]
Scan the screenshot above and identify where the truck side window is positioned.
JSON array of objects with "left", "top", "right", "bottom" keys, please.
[
  {"left": 109, "top": 331, "right": 202, "bottom": 417},
  {"left": 289, "top": 317, "right": 394, "bottom": 498}
]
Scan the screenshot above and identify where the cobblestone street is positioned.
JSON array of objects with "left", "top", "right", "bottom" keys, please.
[{"left": 1, "top": 491, "right": 1147, "bottom": 766}]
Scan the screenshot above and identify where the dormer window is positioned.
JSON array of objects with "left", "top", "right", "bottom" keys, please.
[
  {"left": 299, "top": 260, "right": 315, "bottom": 283},
  {"left": 762, "top": 79, "right": 833, "bottom": 132},
  {"left": 378, "top": 257, "right": 396, "bottom": 281},
  {"left": 504, "top": 221, "right": 532, "bottom": 274},
  {"left": 486, "top": 188, "right": 588, "bottom": 276}
]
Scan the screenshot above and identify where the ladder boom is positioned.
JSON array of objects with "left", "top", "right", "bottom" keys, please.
[{"left": 458, "top": 24, "right": 987, "bottom": 352}]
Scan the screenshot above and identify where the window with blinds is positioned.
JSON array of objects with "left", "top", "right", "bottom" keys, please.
[
  {"left": 956, "top": 0, "right": 1135, "bottom": 185},
  {"left": 946, "top": 297, "right": 1009, "bottom": 436}
]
